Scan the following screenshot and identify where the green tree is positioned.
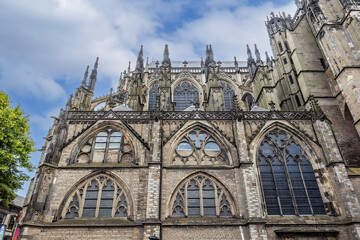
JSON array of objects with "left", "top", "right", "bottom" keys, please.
[{"left": 0, "top": 91, "right": 35, "bottom": 206}]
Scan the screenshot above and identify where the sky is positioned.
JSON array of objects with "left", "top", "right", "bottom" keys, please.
[{"left": 0, "top": 0, "right": 297, "bottom": 197}]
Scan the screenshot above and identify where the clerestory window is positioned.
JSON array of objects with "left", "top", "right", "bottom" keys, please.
[
  {"left": 75, "top": 128, "right": 134, "bottom": 164},
  {"left": 173, "top": 129, "right": 228, "bottom": 166},
  {"left": 221, "top": 82, "right": 235, "bottom": 111},
  {"left": 64, "top": 175, "right": 129, "bottom": 219},
  {"left": 258, "top": 129, "right": 326, "bottom": 216},
  {"left": 171, "top": 174, "right": 233, "bottom": 217},
  {"left": 148, "top": 84, "right": 159, "bottom": 111},
  {"left": 173, "top": 82, "right": 199, "bottom": 111}
]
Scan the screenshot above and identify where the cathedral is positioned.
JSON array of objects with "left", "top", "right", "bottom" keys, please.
[{"left": 20, "top": 0, "right": 360, "bottom": 239}]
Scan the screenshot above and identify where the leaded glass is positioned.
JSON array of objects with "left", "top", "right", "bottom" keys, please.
[
  {"left": 258, "top": 130, "right": 326, "bottom": 216},
  {"left": 148, "top": 84, "right": 159, "bottom": 111},
  {"left": 221, "top": 82, "right": 235, "bottom": 111},
  {"left": 171, "top": 174, "right": 233, "bottom": 218},
  {"left": 174, "top": 82, "right": 199, "bottom": 111}
]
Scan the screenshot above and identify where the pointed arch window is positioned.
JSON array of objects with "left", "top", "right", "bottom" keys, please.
[
  {"left": 171, "top": 174, "right": 233, "bottom": 217},
  {"left": 244, "top": 94, "right": 255, "bottom": 111},
  {"left": 63, "top": 175, "right": 129, "bottom": 219},
  {"left": 221, "top": 82, "right": 235, "bottom": 111},
  {"left": 75, "top": 128, "right": 134, "bottom": 164},
  {"left": 258, "top": 129, "right": 326, "bottom": 216},
  {"left": 174, "top": 82, "right": 199, "bottom": 111},
  {"left": 148, "top": 84, "right": 159, "bottom": 111},
  {"left": 173, "top": 129, "right": 228, "bottom": 166}
]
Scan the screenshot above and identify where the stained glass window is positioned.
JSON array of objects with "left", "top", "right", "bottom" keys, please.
[
  {"left": 174, "top": 82, "right": 199, "bottom": 111},
  {"left": 171, "top": 174, "right": 233, "bottom": 217},
  {"left": 64, "top": 175, "right": 129, "bottom": 219},
  {"left": 258, "top": 130, "right": 326, "bottom": 216},
  {"left": 148, "top": 84, "right": 159, "bottom": 111},
  {"left": 221, "top": 82, "right": 235, "bottom": 111}
]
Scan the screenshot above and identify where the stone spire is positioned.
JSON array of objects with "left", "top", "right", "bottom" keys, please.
[
  {"left": 81, "top": 65, "right": 89, "bottom": 87},
  {"left": 254, "top": 44, "right": 262, "bottom": 64},
  {"left": 162, "top": 44, "right": 171, "bottom": 68},
  {"left": 265, "top": 51, "right": 272, "bottom": 67},
  {"left": 205, "top": 44, "right": 216, "bottom": 68},
  {"left": 65, "top": 94, "right": 73, "bottom": 111},
  {"left": 88, "top": 57, "right": 99, "bottom": 91},
  {"left": 127, "top": 61, "right": 131, "bottom": 74},
  {"left": 135, "top": 45, "right": 144, "bottom": 74},
  {"left": 117, "top": 72, "right": 124, "bottom": 91},
  {"left": 234, "top": 56, "right": 239, "bottom": 72},
  {"left": 247, "top": 44, "right": 254, "bottom": 61}
]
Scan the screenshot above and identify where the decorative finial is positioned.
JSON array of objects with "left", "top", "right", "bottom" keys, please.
[
  {"left": 155, "top": 60, "right": 159, "bottom": 68},
  {"left": 128, "top": 61, "right": 131, "bottom": 73},
  {"left": 162, "top": 44, "right": 171, "bottom": 68},
  {"left": 269, "top": 101, "right": 276, "bottom": 111},
  {"left": 254, "top": 44, "right": 261, "bottom": 63},
  {"left": 135, "top": 45, "right": 144, "bottom": 74},
  {"left": 81, "top": 65, "right": 89, "bottom": 86},
  {"left": 182, "top": 60, "right": 188, "bottom": 68},
  {"left": 88, "top": 57, "right": 99, "bottom": 91}
]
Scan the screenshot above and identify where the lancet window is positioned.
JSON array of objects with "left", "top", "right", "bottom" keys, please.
[
  {"left": 148, "top": 84, "right": 159, "bottom": 111},
  {"left": 173, "top": 129, "right": 229, "bottom": 166},
  {"left": 173, "top": 82, "right": 199, "bottom": 111},
  {"left": 63, "top": 175, "right": 129, "bottom": 219},
  {"left": 75, "top": 128, "right": 134, "bottom": 164},
  {"left": 221, "top": 82, "right": 235, "bottom": 111},
  {"left": 171, "top": 174, "right": 233, "bottom": 217},
  {"left": 257, "top": 129, "right": 326, "bottom": 216},
  {"left": 244, "top": 94, "right": 255, "bottom": 111}
]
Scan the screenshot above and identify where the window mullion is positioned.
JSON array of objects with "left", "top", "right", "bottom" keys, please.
[
  {"left": 79, "top": 183, "right": 89, "bottom": 218},
  {"left": 185, "top": 183, "right": 189, "bottom": 217},
  {"left": 103, "top": 134, "right": 111, "bottom": 163},
  {"left": 297, "top": 161, "right": 314, "bottom": 215},
  {"left": 269, "top": 161, "right": 283, "bottom": 216},
  {"left": 95, "top": 181, "right": 103, "bottom": 218},
  {"left": 111, "top": 183, "right": 117, "bottom": 217},
  {"left": 214, "top": 183, "right": 220, "bottom": 217},
  {"left": 199, "top": 181, "right": 204, "bottom": 217},
  {"left": 280, "top": 148, "right": 299, "bottom": 216}
]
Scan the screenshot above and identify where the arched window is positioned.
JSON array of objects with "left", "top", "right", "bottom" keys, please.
[
  {"left": 257, "top": 129, "right": 326, "bottom": 216},
  {"left": 173, "top": 82, "right": 199, "bottom": 111},
  {"left": 148, "top": 84, "right": 159, "bottom": 111},
  {"left": 63, "top": 175, "right": 129, "bottom": 219},
  {"left": 221, "top": 82, "right": 235, "bottom": 111},
  {"left": 244, "top": 94, "right": 255, "bottom": 111},
  {"left": 173, "top": 129, "right": 228, "bottom": 166},
  {"left": 171, "top": 173, "right": 233, "bottom": 217},
  {"left": 75, "top": 128, "right": 134, "bottom": 164}
]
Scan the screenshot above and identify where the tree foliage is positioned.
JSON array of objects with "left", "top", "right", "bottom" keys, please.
[{"left": 0, "top": 91, "right": 35, "bottom": 206}]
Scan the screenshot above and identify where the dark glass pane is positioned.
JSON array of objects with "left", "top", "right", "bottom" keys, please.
[
  {"left": 174, "top": 82, "right": 199, "bottom": 111},
  {"left": 115, "top": 195, "right": 128, "bottom": 218},
  {"left": 259, "top": 141, "right": 275, "bottom": 157},
  {"left": 172, "top": 194, "right": 185, "bottom": 217},
  {"left": 300, "top": 157, "right": 326, "bottom": 215},
  {"left": 65, "top": 195, "right": 80, "bottom": 219},
  {"left": 219, "top": 195, "right": 232, "bottom": 217},
  {"left": 149, "top": 84, "right": 159, "bottom": 111},
  {"left": 259, "top": 158, "right": 281, "bottom": 215},
  {"left": 203, "top": 180, "right": 216, "bottom": 217},
  {"left": 187, "top": 180, "right": 200, "bottom": 217},
  {"left": 99, "top": 180, "right": 115, "bottom": 218},
  {"left": 83, "top": 181, "right": 98, "bottom": 218},
  {"left": 287, "top": 157, "right": 311, "bottom": 215},
  {"left": 272, "top": 157, "right": 295, "bottom": 215},
  {"left": 221, "top": 82, "right": 235, "bottom": 111}
]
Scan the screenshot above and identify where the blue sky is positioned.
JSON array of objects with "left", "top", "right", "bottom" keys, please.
[{"left": 0, "top": 0, "right": 296, "bottom": 197}]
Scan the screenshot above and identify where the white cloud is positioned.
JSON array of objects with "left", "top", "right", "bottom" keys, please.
[{"left": 0, "top": 0, "right": 297, "bottom": 102}]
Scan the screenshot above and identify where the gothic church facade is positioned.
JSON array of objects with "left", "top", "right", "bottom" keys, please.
[{"left": 21, "top": 0, "right": 360, "bottom": 239}]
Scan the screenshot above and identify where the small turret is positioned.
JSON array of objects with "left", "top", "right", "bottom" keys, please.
[
  {"left": 81, "top": 65, "right": 89, "bottom": 87},
  {"left": 162, "top": 44, "right": 171, "bottom": 68},
  {"left": 135, "top": 45, "right": 144, "bottom": 76},
  {"left": 88, "top": 57, "right": 99, "bottom": 91},
  {"left": 254, "top": 44, "right": 262, "bottom": 64},
  {"left": 265, "top": 52, "right": 272, "bottom": 67},
  {"left": 246, "top": 45, "right": 256, "bottom": 78}
]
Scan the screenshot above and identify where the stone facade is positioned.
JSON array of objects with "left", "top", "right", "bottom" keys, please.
[{"left": 21, "top": 1, "right": 360, "bottom": 239}]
